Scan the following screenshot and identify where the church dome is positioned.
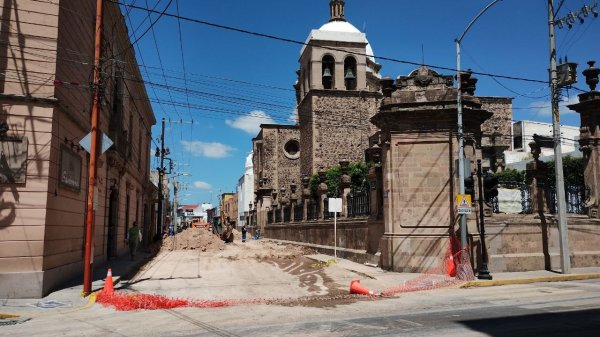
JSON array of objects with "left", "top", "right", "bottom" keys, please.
[
  {"left": 318, "top": 20, "right": 361, "bottom": 34},
  {"left": 309, "top": 4, "right": 376, "bottom": 63}
]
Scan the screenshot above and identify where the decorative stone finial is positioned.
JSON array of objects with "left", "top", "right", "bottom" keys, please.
[
  {"left": 329, "top": 0, "right": 345, "bottom": 22},
  {"left": 380, "top": 77, "right": 396, "bottom": 97},
  {"left": 458, "top": 69, "right": 478, "bottom": 95},
  {"left": 583, "top": 60, "right": 599, "bottom": 91}
]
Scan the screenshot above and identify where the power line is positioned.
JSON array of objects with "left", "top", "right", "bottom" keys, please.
[
  {"left": 110, "top": 0, "right": 550, "bottom": 84},
  {"left": 115, "top": 0, "right": 173, "bottom": 58}
]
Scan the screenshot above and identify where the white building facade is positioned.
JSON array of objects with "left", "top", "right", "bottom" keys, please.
[
  {"left": 237, "top": 152, "right": 254, "bottom": 228},
  {"left": 505, "top": 120, "right": 581, "bottom": 170}
]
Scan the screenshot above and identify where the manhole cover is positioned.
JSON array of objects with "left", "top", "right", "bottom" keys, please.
[{"left": 32, "top": 300, "right": 69, "bottom": 309}]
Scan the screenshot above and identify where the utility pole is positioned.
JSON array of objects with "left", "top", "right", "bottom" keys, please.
[
  {"left": 82, "top": 0, "right": 104, "bottom": 297},
  {"left": 157, "top": 118, "right": 165, "bottom": 239},
  {"left": 548, "top": 0, "right": 571, "bottom": 274}
]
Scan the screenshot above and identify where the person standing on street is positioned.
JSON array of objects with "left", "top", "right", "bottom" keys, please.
[
  {"left": 128, "top": 221, "right": 140, "bottom": 260},
  {"left": 241, "top": 226, "right": 247, "bottom": 243}
]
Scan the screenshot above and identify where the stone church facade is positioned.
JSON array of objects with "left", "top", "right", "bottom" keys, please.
[
  {"left": 253, "top": 0, "right": 382, "bottom": 218},
  {"left": 252, "top": 1, "right": 513, "bottom": 229}
]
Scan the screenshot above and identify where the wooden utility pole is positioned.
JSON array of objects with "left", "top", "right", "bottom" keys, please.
[{"left": 82, "top": 0, "right": 104, "bottom": 296}]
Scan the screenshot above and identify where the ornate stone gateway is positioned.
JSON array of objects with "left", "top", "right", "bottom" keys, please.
[
  {"left": 568, "top": 60, "right": 600, "bottom": 218},
  {"left": 371, "top": 66, "right": 492, "bottom": 272}
]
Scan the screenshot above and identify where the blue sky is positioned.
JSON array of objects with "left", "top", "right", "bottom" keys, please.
[{"left": 121, "top": 0, "right": 600, "bottom": 205}]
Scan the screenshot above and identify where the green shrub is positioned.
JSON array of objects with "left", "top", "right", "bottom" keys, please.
[
  {"left": 308, "top": 162, "right": 371, "bottom": 199},
  {"left": 544, "top": 155, "right": 584, "bottom": 187},
  {"left": 494, "top": 168, "right": 525, "bottom": 183}
]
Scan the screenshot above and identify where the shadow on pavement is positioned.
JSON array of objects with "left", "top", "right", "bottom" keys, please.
[
  {"left": 60, "top": 243, "right": 160, "bottom": 291},
  {"left": 458, "top": 308, "right": 600, "bottom": 336}
]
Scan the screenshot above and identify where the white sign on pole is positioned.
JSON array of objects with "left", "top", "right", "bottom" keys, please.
[
  {"left": 328, "top": 198, "right": 342, "bottom": 260},
  {"left": 329, "top": 198, "right": 342, "bottom": 213}
]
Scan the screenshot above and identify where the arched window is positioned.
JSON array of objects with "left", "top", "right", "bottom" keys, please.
[
  {"left": 322, "top": 55, "right": 335, "bottom": 90},
  {"left": 344, "top": 57, "right": 357, "bottom": 90}
]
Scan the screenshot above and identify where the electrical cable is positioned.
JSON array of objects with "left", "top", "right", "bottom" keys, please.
[{"left": 110, "top": 0, "right": 550, "bottom": 84}]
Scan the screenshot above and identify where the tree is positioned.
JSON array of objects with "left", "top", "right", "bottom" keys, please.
[
  {"left": 494, "top": 168, "right": 525, "bottom": 184},
  {"left": 544, "top": 155, "right": 584, "bottom": 187}
]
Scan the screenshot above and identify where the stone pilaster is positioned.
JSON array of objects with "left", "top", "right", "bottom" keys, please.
[{"left": 567, "top": 60, "right": 600, "bottom": 218}]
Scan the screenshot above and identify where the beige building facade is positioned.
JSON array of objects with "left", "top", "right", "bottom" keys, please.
[{"left": 0, "top": 0, "right": 155, "bottom": 298}]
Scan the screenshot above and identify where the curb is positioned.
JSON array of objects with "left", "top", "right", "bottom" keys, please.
[
  {"left": 0, "top": 275, "right": 121, "bottom": 318},
  {"left": 460, "top": 272, "right": 600, "bottom": 288}
]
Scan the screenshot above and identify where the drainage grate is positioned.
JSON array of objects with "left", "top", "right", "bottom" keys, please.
[
  {"left": 32, "top": 300, "right": 69, "bottom": 309},
  {"left": 0, "top": 318, "right": 30, "bottom": 326}
]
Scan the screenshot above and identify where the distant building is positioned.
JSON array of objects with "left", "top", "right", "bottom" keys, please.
[
  {"left": 504, "top": 120, "right": 581, "bottom": 171},
  {"left": 177, "top": 203, "right": 213, "bottom": 224},
  {"left": 220, "top": 193, "right": 237, "bottom": 227},
  {"left": 236, "top": 152, "right": 254, "bottom": 227}
]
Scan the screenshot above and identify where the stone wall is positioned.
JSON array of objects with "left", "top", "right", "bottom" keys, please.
[
  {"left": 478, "top": 97, "right": 513, "bottom": 149},
  {"left": 263, "top": 218, "right": 369, "bottom": 251},
  {"left": 480, "top": 214, "right": 600, "bottom": 272},
  {"left": 299, "top": 90, "right": 380, "bottom": 177},
  {"left": 252, "top": 125, "right": 300, "bottom": 198},
  {"left": 478, "top": 97, "right": 513, "bottom": 170}
]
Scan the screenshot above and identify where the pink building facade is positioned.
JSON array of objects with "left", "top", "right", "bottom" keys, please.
[{"left": 0, "top": 0, "right": 156, "bottom": 298}]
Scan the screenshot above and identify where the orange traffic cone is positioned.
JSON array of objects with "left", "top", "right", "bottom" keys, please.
[
  {"left": 103, "top": 268, "right": 114, "bottom": 295},
  {"left": 349, "top": 279, "right": 377, "bottom": 296},
  {"left": 447, "top": 254, "right": 457, "bottom": 277}
]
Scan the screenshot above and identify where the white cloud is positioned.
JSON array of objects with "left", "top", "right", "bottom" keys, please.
[
  {"left": 180, "top": 140, "right": 235, "bottom": 158},
  {"left": 528, "top": 96, "right": 579, "bottom": 117},
  {"left": 225, "top": 110, "right": 275, "bottom": 135},
  {"left": 288, "top": 109, "right": 298, "bottom": 124},
  {"left": 193, "top": 181, "right": 212, "bottom": 190}
]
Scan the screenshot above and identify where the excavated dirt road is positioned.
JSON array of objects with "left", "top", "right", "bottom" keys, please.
[{"left": 124, "top": 228, "right": 359, "bottom": 307}]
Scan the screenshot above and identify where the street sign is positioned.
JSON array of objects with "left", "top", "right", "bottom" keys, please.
[
  {"left": 329, "top": 198, "right": 342, "bottom": 213},
  {"left": 328, "top": 197, "right": 343, "bottom": 260},
  {"left": 79, "top": 132, "right": 114, "bottom": 155},
  {"left": 456, "top": 194, "right": 472, "bottom": 215}
]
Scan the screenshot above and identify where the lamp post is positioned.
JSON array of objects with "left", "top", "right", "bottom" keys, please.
[{"left": 455, "top": 0, "right": 502, "bottom": 251}]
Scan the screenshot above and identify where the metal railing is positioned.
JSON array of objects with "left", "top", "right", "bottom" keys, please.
[
  {"left": 490, "top": 182, "right": 532, "bottom": 214},
  {"left": 491, "top": 181, "right": 587, "bottom": 215},
  {"left": 348, "top": 191, "right": 370, "bottom": 217},
  {"left": 547, "top": 185, "right": 588, "bottom": 215},
  {"left": 307, "top": 201, "right": 318, "bottom": 220},
  {"left": 293, "top": 204, "right": 303, "bottom": 222}
]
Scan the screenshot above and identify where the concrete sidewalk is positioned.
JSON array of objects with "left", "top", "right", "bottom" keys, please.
[
  {"left": 306, "top": 253, "right": 600, "bottom": 290},
  {"left": 0, "top": 250, "right": 153, "bottom": 318}
]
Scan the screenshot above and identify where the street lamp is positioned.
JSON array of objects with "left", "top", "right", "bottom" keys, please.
[{"left": 455, "top": 0, "right": 502, "bottom": 258}]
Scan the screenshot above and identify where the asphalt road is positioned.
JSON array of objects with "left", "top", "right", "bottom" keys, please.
[
  {"left": 3, "top": 243, "right": 600, "bottom": 337},
  {"left": 5, "top": 279, "right": 599, "bottom": 336},
  {"left": 174, "top": 279, "right": 600, "bottom": 337}
]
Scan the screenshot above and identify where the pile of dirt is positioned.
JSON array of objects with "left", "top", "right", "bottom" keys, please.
[
  {"left": 161, "top": 227, "right": 226, "bottom": 252},
  {"left": 218, "top": 240, "right": 313, "bottom": 261}
]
